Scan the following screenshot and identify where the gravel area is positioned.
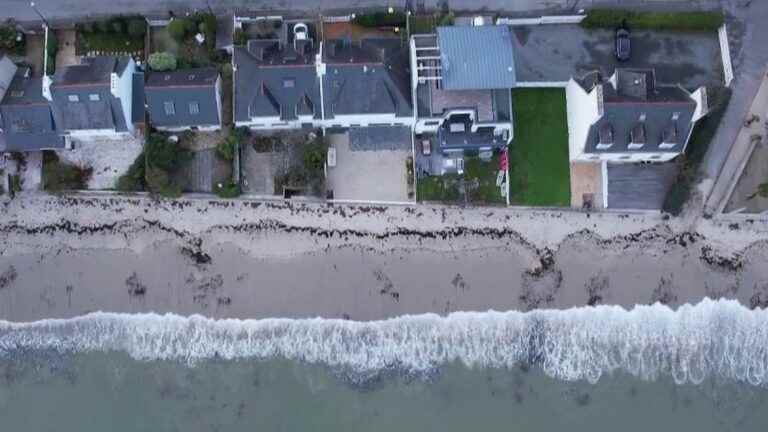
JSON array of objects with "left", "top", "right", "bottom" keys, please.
[{"left": 58, "top": 136, "right": 144, "bottom": 190}]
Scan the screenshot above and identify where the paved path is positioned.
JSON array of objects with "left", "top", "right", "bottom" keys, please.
[{"left": 5, "top": 0, "right": 715, "bottom": 23}]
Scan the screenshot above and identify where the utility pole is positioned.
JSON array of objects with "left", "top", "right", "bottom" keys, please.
[{"left": 29, "top": 2, "right": 50, "bottom": 28}]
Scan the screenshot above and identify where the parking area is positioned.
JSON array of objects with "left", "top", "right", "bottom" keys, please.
[
  {"left": 58, "top": 135, "right": 144, "bottom": 190},
  {"left": 606, "top": 163, "right": 678, "bottom": 210},
  {"left": 511, "top": 24, "right": 722, "bottom": 88},
  {"left": 326, "top": 130, "right": 412, "bottom": 203}
]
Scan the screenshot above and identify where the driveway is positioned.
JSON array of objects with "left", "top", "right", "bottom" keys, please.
[
  {"left": 511, "top": 24, "right": 722, "bottom": 88},
  {"left": 326, "top": 131, "right": 411, "bottom": 203}
]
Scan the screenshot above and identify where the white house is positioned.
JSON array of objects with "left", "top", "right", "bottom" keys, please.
[{"left": 566, "top": 68, "right": 708, "bottom": 163}]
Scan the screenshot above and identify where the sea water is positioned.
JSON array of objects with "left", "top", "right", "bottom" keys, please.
[{"left": 1, "top": 299, "right": 768, "bottom": 431}]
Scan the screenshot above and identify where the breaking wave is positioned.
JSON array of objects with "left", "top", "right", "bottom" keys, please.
[{"left": 1, "top": 299, "right": 768, "bottom": 386}]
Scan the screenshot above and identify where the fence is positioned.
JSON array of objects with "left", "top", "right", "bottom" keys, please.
[{"left": 718, "top": 23, "right": 734, "bottom": 87}]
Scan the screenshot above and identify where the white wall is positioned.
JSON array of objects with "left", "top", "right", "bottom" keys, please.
[
  {"left": 115, "top": 58, "right": 136, "bottom": 132},
  {"left": 573, "top": 151, "right": 678, "bottom": 163},
  {"left": 565, "top": 78, "right": 601, "bottom": 161}
]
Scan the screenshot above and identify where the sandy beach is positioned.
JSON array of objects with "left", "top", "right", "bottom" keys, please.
[{"left": 1, "top": 193, "right": 768, "bottom": 322}]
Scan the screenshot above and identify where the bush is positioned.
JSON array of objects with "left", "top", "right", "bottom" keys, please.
[
  {"left": 0, "top": 26, "right": 25, "bottom": 56},
  {"left": 168, "top": 18, "right": 194, "bottom": 42},
  {"left": 127, "top": 18, "right": 147, "bottom": 38},
  {"left": 303, "top": 138, "right": 327, "bottom": 173},
  {"left": 145, "top": 166, "right": 181, "bottom": 198},
  {"left": 662, "top": 87, "right": 732, "bottom": 215},
  {"left": 216, "top": 134, "right": 237, "bottom": 161},
  {"left": 353, "top": 11, "right": 407, "bottom": 27},
  {"left": 110, "top": 18, "right": 125, "bottom": 34},
  {"left": 45, "top": 30, "right": 58, "bottom": 75},
  {"left": 214, "top": 179, "right": 240, "bottom": 198},
  {"left": 10, "top": 174, "right": 22, "bottom": 194},
  {"left": 96, "top": 20, "right": 112, "bottom": 33},
  {"left": 146, "top": 133, "right": 190, "bottom": 171},
  {"left": 197, "top": 13, "right": 217, "bottom": 47},
  {"left": 115, "top": 152, "right": 146, "bottom": 191},
  {"left": 581, "top": 9, "right": 724, "bottom": 32},
  {"left": 233, "top": 29, "right": 248, "bottom": 46},
  {"left": 148, "top": 51, "right": 177, "bottom": 71},
  {"left": 42, "top": 152, "right": 92, "bottom": 192}
]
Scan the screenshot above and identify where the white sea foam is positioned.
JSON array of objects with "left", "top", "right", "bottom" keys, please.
[{"left": 1, "top": 299, "right": 768, "bottom": 385}]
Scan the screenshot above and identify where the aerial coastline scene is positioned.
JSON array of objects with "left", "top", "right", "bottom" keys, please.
[{"left": 2, "top": 0, "right": 768, "bottom": 430}]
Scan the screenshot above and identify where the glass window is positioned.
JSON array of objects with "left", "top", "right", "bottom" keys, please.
[
  {"left": 189, "top": 102, "right": 200, "bottom": 115},
  {"left": 89, "top": 94, "right": 100, "bottom": 101},
  {"left": 68, "top": 94, "right": 79, "bottom": 102}
]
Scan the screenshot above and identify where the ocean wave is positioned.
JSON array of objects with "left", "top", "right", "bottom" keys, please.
[{"left": 1, "top": 299, "right": 768, "bottom": 386}]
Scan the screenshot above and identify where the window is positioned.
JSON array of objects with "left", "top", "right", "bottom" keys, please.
[
  {"left": 189, "top": 102, "right": 200, "bottom": 115},
  {"left": 283, "top": 78, "right": 295, "bottom": 88},
  {"left": 68, "top": 94, "right": 79, "bottom": 102},
  {"left": 424, "top": 121, "right": 440, "bottom": 126},
  {"left": 163, "top": 101, "right": 175, "bottom": 116},
  {"left": 89, "top": 94, "right": 100, "bottom": 101},
  {"left": 10, "top": 90, "right": 24, "bottom": 98}
]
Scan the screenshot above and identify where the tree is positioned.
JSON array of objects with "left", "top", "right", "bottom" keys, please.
[
  {"left": 110, "top": 18, "right": 125, "bottom": 34},
  {"left": 148, "top": 51, "right": 177, "bottom": 71},
  {"left": 167, "top": 18, "right": 193, "bottom": 42},
  {"left": 127, "top": 18, "right": 147, "bottom": 38},
  {"left": 145, "top": 133, "right": 189, "bottom": 171}
]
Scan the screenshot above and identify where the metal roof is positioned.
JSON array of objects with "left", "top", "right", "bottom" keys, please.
[{"left": 436, "top": 26, "right": 516, "bottom": 90}]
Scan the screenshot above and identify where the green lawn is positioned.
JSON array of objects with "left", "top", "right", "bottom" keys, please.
[{"left": 508, "top": 88, "right": 570, "bottom": 207}]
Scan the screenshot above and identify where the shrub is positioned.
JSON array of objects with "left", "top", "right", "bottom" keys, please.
[
  {"left": 148, "top": 51, "right": 177, "bottom": 71},
  {"left": 45, "top": 30, "right": 58, "bottom": 75},
  {"left": 0, "top": 26, "right": 25, "bottom": 56},
  {"left": 662, "top": 87, "right": 732, "bottom": 215},
  {"left": 145, "top": 133, "right": 190, "bottom": 171},
  {"left": 115, "top": 152, "right": 146, "bottom": 191},
  {"left": 42, "top": 151, "right": 92, "bottom": 192},
  {"left": 216, "top": 134, "right": 237, "bottom": 161},
  {"left": 10, "top": 174, "right": 22, "bottom": 194},
  {"left": 233, "top": 29, "right": 248, "bottom": 46},
  {"left": 214, "top": 179, "right": 240, "bottom": 198},
  {"left": 303, "top": 138, "right": 327, "bottom": 172},
  {"left": 167, "top": 18, "right": 193, "bottom": 42},
  {"left": 96, "top": 20, "right": 112, "bottom": 33},
  {"left": 145, "top": 166, "right": 181, "bottom": 198},
  {"left": 110, "top": 18, "right": 125, "bottom": 33},
  {"left": 197, "top": 13, "right": 217, "bottom": 47},
  {"left": 127, "top": 18, "right": 147, "bottom": 38},
  {"left": 353, "top": 11, "right": 407, "bottom": 27},
  {"left": 581, "top": 9, "right": 724, "bottom": 32}
]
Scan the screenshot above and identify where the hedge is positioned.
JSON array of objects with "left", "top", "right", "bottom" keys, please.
[
  {"left": 353, "top": 11, "right": 407, "bottom": 28},
  {"left": 662, "top": 87, "right": 732, "bottom": 215},
  {"left": 581, "top": 9, "right": 725, "bottom": 32}
]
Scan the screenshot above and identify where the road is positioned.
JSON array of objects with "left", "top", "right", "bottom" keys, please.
[{"left": 5, "top": 1, "right": 714, "bottom": 23}]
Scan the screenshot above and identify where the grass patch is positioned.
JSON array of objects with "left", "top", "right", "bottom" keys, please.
[
  {"left": 353, "top": 11, "right": 407, "bottom": 28},
  {"left": 417, "top": 175, "right": 461, "bottom": 202},
  {"left": 508, "top": 88, "right": 570, "bottom": 207},
  {"left": 42, "top": 151, "right": 92, "bottom": 192},
  {"left": 408, "top": 12, "right": 455, "bottom": 35},
  {"left": 662, "top": 87, "right": 731, "bottom": 215},
  {"left": 581, "top": 9, "right": 724, "bottom": 32}
]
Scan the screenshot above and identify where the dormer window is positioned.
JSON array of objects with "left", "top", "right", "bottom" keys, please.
[
  {"left": 89, "top": 94, "right": 100, "bottom": 101},
  {"left": 596, "top": 123, "right": 613, "bottom": 149},
  {"left": 163, "top": 101, "right": 175, "bottom": 116},
  {"left": 283, "top": 78, "right": 295, "bottom": 88},
  {"left": 68, "top": 94, "right": 79, "bottom": 102},
  {"left": 660, "top": 121, "right": 678, "bottom": 149},
  {"left": 628, "top": 123, "right": 646, "bottom": 149}
]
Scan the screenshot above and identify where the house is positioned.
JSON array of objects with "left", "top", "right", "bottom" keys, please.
[
  {"left": 410, "top": 25, "right": 514, "bottom": 174},
  {"left": 566, "top": 68, "right": 708, "bottom": 163},
  {"left": 233, "top": 20, "right": 322, "bottom": 129},
  {"left": 45, "top": 56, "right": 137, "bottom": 139},
  {"left": 145, "top": 68, "right": 222, "bottom": 131},
  {"left": 321, "top": 38, "right": 412, "bottom": 128},
  {"left": 0, "top": 55, "right": 67, "bottom": 152}
]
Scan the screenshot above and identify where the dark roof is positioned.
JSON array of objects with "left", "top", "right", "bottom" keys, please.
[
  {"left": 0, "top": 73, "right": 65, "bottom": 151},
  {"left": 145, "top": 68, "right": 220, "bottom": 128},
  {"left": 54, "top": 56, "right": 124, "bottom": 86},
  {"left": 322, "top": 38, "right": 412, "bottom": 118},
  {"left": 233, "top": 44, "right": 321, "bottom": 122},
  {"left": 145, "top": 68, "right": 219, "bottom": 88},
  {"left": 437, "top": 113, "right": 506, "bottom": 150},
  {"left": 582, "top": 69, "right": 696, "bottom": 154},
  {"left": 436, "top": 26, "right": 516, "bottom": 90}
]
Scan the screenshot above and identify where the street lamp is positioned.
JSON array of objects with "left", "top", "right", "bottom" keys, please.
[{"left": 30, "top": 2, "right": 49, "bottom": 28}]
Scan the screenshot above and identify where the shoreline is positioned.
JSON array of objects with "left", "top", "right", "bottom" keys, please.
[{"left": 1, "top": 194, "right": 767, "bottom": 322}]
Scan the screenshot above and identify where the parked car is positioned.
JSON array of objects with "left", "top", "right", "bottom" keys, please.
[{"left": 615, "top": 27, "right": 631, "bottom": 61}]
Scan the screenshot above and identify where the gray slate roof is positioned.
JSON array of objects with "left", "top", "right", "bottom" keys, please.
[
  {"left": 0, "top": 71, "right": 66, "bottom": 152},
  {"left": 436, "top": 26, "right": 516, "bottom": 90},
  {"left": 51, "top": 56, "right": 131, "bottom": 132},
  {"left": 145, "top": 68, "right": 220, "bottom": 128},
  {"left": 580, "top": 69, "right": 697, "bottom": 154},
  {"left": 322, "top": 39, "right": 412, "bottom": 119},
  {"left": 233, "top": 39, "right": 321, "bottom": 122}
]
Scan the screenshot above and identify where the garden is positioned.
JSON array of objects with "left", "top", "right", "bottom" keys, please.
[
  {"left": 149, "top": 13, "right": 219, "bottom": 70},
  {"left": 508, "top": 88, "right": 571, "bottom": 207},
  {"left": 581, "top": 9, "right": 724, "bottom": 32},
  {"left": 0, "top": 23, "right": 25, "bottom": 56},
  {"left": 417, "top": 152, "right": 506, "bottom": 205},
  {"left": 76, "top": 16, "right": 146, "bottom": 57}
]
